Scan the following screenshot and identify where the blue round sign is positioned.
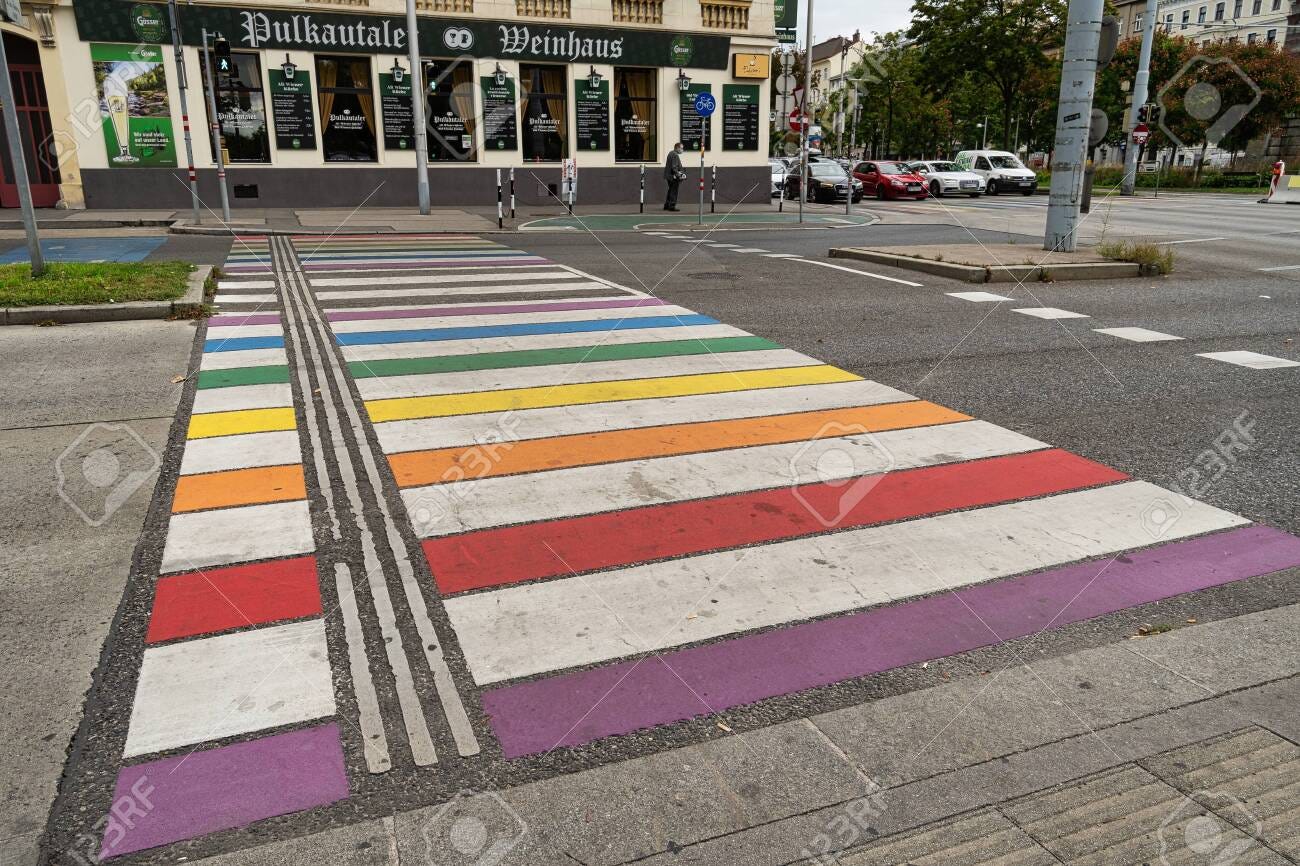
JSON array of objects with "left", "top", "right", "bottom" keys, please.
[{"left": 694, "top": 92, "right": 717, "bottom": 117}]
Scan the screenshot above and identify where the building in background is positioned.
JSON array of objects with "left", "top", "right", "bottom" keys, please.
[
  {"left": 1156, "top": 0, "right": 1294, "bottom": 46},
  {"left": 0, "top": 0, "right": 776, "bottom": 209}
]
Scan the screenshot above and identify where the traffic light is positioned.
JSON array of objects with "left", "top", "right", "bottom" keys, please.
[{"left": 214, "top": 37, "right": 231, "bottom": 59}]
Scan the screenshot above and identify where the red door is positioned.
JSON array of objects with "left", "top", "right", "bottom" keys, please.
[{"left": 0, "top": 57, "right": 61, "bottom": 208}]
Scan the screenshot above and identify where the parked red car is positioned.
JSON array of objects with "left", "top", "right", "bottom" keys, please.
[{"left": 852, "top": 161, "right": 930, "bottom": 201}]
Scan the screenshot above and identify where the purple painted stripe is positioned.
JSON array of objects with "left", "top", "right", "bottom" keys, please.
[
  {"left": 326, "top": 297, "right": 666, "bottom": 322},
  {"left": 101, "top": 724, "right": 349, "bottom": 859},
  {"left": 482, "top": 525, "right": 1300, "bottom": 758},
  {"left": 209, "top": 313, "right": 282, "bottom": 326},
  {"left": 298, "top": 257, "right": 549, "bottom": 271}
]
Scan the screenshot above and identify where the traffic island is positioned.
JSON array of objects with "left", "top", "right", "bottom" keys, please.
[
  {"left": 1, "top": 262, "right": 210, "bottom": 325},
  {"left": 829, "top": 243, "right": 1148, "bottom": 283}
]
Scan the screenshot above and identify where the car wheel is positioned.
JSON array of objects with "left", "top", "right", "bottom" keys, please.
[
  {"left": 1022, "top": 189, "right": 1034, "bottom": 196},
  {"left": 968, "top": 192, "right": 982, "bottom": 198},
  {"left": 929, "top": 181, "right": 942, "bottom": 198},
  {"left": 986, "top": 180, "right": 999, "bottom": 196},
  {"left": 875, "top": 186, "right": 886, "bottom": 200}
]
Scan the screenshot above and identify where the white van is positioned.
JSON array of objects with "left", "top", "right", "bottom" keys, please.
[{"left": 953, "top": 150, "right": 1039, "bottom": 196}]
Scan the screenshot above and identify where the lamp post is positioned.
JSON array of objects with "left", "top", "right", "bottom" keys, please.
[
  {"left": 405, "top": 0, "right": 430, "bottom": 214},
  {"left": 166, "top": 0, "right": 200, "bottom": 225},
  {"left": 800, "top": 0, "right": 815, "bottom": 225},
  {"left": 200, "top": 29, "right": 231, "bottom": 222},
  {"left": 587, "top": 66, "right": 603, "bottom": 90}
]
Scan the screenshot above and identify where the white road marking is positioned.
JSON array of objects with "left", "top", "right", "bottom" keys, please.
[
  {"left": 179, "top": 430, "right": 303, "bottom": 476},
  {"left": 215, "top": 293, "right": 277, "bottom": 305},
  {"left": 409, "top": 421, "right": 1044, "bottom": 537},
  {"left": 764, "top": 253, "right": 803, "bottom": 258},
  {"left": 357, "top": 349, "right": 821, "bottom": 401},
  {"left": 1093, "top": 327, "right": 1184, "bottom": 343},
  {"left": 199, "top": 347, "right": 289, "bottom": 371},
  {"left": 1013, "top": 307, "right": 1091, "bottom": 320},
  {"left": 202, "top": 324, "right": 284, "bottom": 339},
  {"left": 796, "top": 258, "right": 924, "bottom": 287},
  {"left": 1157, "top": 237, "right": 1227, "bottom": 245},
  {"left": 124, "top": 620, "right": 335, "bottom": 757},
  {"left": 732, "top": 248, "right": 769, "bottom": 254},
  {"left": 947, "top": 291, "right": 1013, "bottom": 302},
  {"left": 1258, "top": 264, "right": 1300, "bottom": 272},
  {"left": 709, "top": 243, "right": 741, "bottom": 249},
  {"left": 375, "top": 379, "right": 915, "bottom": 454},
  {"left": 315, "top": 282, "right": 608, "bottom": 301},
  {"left": 191, "top": 383, "right": 295, "bottom": 414},
  {"left": 160, "top": 500, "right": 314, "bottom": 574},
  {"left": 1197, "top": 350, "right": 1300, "bottom": 369},
  {"left": 217, "top": 280, "right": 275, "bottom": 290},
  {"left": 446, "top": 481, "right": 1248, "bottom": 684},
  {"left": 310, "top": 270, "right": 580, "bottom": 287}
]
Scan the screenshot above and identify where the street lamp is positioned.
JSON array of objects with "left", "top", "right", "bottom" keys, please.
[
  {"left": 280, "top": 54, "right": 297, "bottom": 81},
  {"left": 493, "top": 62, "right": 509, "bottom": 87},
  {"left": 390, "top": 58, "right": 406, "bottom": 84},
  {"left": 587, "top": 66, "right": 603, "bottom": 90},
  {"left": 676, "top": 69, "right": 692, "bottom": 92}
]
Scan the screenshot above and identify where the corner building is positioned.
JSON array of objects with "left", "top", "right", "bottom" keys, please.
[{"left": 14, "top": 0, "right": 775, "bottom": 208}]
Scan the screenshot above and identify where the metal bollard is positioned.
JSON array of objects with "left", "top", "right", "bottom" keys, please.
[
  {"left": 509, "top": 167, "right": 516, "bottom": 219},
  {"left": 711, "top": 165, "right": 717, "bottom": 214},
  {"left": 640, "top": 164, "right": 645, "bottom": 214},
  {"left": 496, "top": 169, "right": 504, "bottom": 229}
]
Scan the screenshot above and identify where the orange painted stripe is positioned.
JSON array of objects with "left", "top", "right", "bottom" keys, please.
[
  {"left": 389, "top": 400, "right": 969, "bottom": 488},
  {"left": 172, "top": 464, "right": 307, "bottom": 513}
]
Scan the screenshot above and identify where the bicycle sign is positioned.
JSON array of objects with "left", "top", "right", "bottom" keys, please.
[{"left": 694, "top": 92, "right": 717, "bottom": 117}]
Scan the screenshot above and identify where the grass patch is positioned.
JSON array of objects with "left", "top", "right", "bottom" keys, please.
[
  {"left": 1096, "top": 240, "right": 1174, "bottom": 275},
  {"left": 0, "top": 261, "right": 194, "bottom": 307}
]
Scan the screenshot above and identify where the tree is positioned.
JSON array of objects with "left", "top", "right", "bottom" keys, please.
[{"left": 909, "top": 0, "right": 1067, "bottom": 151}]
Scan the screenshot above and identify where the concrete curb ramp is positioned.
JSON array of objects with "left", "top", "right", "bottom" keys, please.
[
  {"left": 830, "top": 247, "right": 1144, "bottom": 283},
  {"left": 1, "top": 265, "right": 211, "bottom": 325}
]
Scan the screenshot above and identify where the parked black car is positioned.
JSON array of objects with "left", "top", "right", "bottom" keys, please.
[{"left": 784, "top": 161, "right": 865, "bottom": 203}]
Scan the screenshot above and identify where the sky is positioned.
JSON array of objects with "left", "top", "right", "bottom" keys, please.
[{"left": 806, "top": 0, "right": 915, "bottom": 44}]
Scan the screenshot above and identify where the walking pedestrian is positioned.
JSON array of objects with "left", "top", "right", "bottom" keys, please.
[{"left": 664, "top": 142, "right": 686, "bottom": 211}]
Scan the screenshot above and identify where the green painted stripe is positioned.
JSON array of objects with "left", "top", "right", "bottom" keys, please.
[
  {"left": 347, "top": 336, "right": 782, "bottom": 379},
  {"left": 197, "top": 365, "right": 293, "bottom": 389}
]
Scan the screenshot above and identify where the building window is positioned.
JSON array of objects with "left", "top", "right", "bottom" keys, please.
[
  {"left": 425, "top": 60, "right": 477, "bottom": 162},
  {"left": 1270, "top": 0, "right": 1280, "bottom": 9},
  {"left": 613, "top": 68, "right": 655, "bottom": 162},
  {"left": 1213, "top": 2, "right": 1224, "bottom": 20},
  {"left": 519, "top": 63, "right": 568, "bottom": 161},
  {"left": 203, "top": 52, "right": 270, "bottom": 163},
  {"left": 1267, "top": 27, "right": 1277, "bottom": 40},
  {"left": 1182, "top": 10, "right": 1191, "bottom": 27},
  {"left": 1134, "top": 12, "right": 1143, "bottom": 29},
  {"left": 1233, "top": 0, "right": 1242, "bottom": 16},
  {"left": 1252, "top": 0, "right": 1262, "bottom": 13},
  {"left": 1165, "top": 13, "right": 1174, "bottom": 31},
  {"left": 316, "top": 55, "right": 377, "bottom": 162},
  {"left": 1198, "top": 6, "right": 1207, "bottom": 22},
  {"left": 1248, "top": 31, "right": 1258, "bottom": 41}
]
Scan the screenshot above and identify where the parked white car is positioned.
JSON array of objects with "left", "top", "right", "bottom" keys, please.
[
  {"left": 953, "top": 150, "right": 1040, "bottom": 196},
  {"left": 906, "top": 160, "right": 985, "bottom": 198},
  {"left": 770, "top": 158, "right": 794, "bottom": 197}
]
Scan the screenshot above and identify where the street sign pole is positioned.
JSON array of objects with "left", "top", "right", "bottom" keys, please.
[
  {"left": 201, "top": 29, "right": 232, "bottom": 223},
  {"left": 693, "top": 91, "right": 716, "bottom": 225},
  {"left": 1044, "top": 0, "right": 1104, "bottom": 252},
  {"left": 1121, "top": 0, "right": 1158, "bottom": 195},
  {"left": 406, "top": 0, "right": 430, "bottom": 215},
  {"left": 800, "top": 0, "right": 814, "bottom": 225},
  {"left": 167, "top": 0, "right": 201, "bottom": 224},
  {"left": 0, "top": 32, "right": 43, "bottom": 275}
]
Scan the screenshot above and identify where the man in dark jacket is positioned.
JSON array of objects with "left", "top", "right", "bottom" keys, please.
[{"left": 664, "top": 142, "right": 685, "bottom": 211}]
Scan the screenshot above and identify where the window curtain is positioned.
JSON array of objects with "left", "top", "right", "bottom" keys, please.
[
  {"left": 451, "top": 67, "right": 475, "bottom": 138},
  {"left": 540, "top": 66, "right": 567, "bottom": 152},
  {"left": 350, "top": 60, "right": 374, "bottom": 134},
  {"left": 317, "top": 60, "right": 336, "bottom": 127}
]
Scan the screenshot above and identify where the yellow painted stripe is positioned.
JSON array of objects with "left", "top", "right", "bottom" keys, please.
[
  {"left": 187, "top": 407, "right": 297, "bottom": 439},
  {"left": 365, "top": 365, "right": 862, "bottom": 423}
]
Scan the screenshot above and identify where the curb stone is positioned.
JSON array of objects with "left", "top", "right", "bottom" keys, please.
[
  {"left": 2, "top": 264, "right": 211, "bottom": 326},
  {"left": 829, "top": 247, "right": 1142, "bottom": 283}
]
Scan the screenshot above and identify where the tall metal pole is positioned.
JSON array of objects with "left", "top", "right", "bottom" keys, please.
[
  {"left": 167, "top": 0, "right": 200, "bottom": 224},
  {"left": 1044, "top": 0, "right": 1104, "bottom": 252},
  {"left": 0, "top": 35, "right": 43, "bottom": 275},
  {"left": 1122, "top": 0, "right": 1158, "bottom": 195},
  {"left": 406, "top": 0, "right": 430, "bottom": 215},
  {"left": 799, "top": 0, "right": 814, "bottom": 224},
  {"left": 200, "top": 29, "right": 231, "bottom": 222}
]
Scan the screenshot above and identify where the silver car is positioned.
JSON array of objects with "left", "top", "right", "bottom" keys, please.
[
  {"left": 907, "top": 160, "right": 985, "bottom": 198},
  {"left": 770, "top": 158, "right": 795, "bottom": 197}
]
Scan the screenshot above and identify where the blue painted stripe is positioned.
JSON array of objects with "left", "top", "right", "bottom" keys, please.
[
  {"left": 203, "top": 335, "right": 287, "bottom": 352},
  {"left": 333, "top": 315, "right": 718, "bottom": 346}
]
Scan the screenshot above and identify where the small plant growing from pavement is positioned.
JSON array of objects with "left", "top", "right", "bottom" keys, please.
[{"left": 1096, "top": 240, "right": 1175, "bottom": 275}]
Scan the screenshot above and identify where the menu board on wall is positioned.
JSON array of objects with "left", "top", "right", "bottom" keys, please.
[
  {"left": 379, "top": 72, "right": 415, "bottom": 150},
  {"left": 679, "top": 84, "right": 711, "bottom": 152},
  {"left": 722, "top": 85, "right": 760, "bottom": 151},
  {"left": 480, "top": 77, "right": 518, "bottom": 152},
  {"left": 575, "top": 80, "right": 610, "bottom": 152},
  {"left": 91, "top": 43, "right": 178, "bottom": 167},
  {"left": 268, "top": 66, "right": 317, "bottom": 150}
]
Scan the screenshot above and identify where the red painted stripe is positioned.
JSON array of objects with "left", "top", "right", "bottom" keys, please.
[
  {"left": 146, "top": 556, "right": 322, "bottom": 644},
  {"left": 424, "top": 449, "right": 1127, "bottom": 594}
]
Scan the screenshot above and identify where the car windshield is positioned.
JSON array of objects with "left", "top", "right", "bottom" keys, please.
[
  {"left": 875, "top": 162, "right": 909, "bottom": 175},
  {"left": 928, "top": 162, "right": 961, "bottom": 172},
  {"left": 810, "top": 163, "right": 846, "bottom": 178},
  {"left": 989, "top": 155, "right": 1025, "bottom": 169}
]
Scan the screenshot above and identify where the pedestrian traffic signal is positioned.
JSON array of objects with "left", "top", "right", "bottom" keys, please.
[{"left": 214, "top": 37, "right": 231, "bottom": 59}]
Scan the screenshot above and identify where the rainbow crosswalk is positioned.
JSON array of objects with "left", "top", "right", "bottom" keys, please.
[{"left": 93, "top": 232, "right": 1300, "bottom": 859}]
